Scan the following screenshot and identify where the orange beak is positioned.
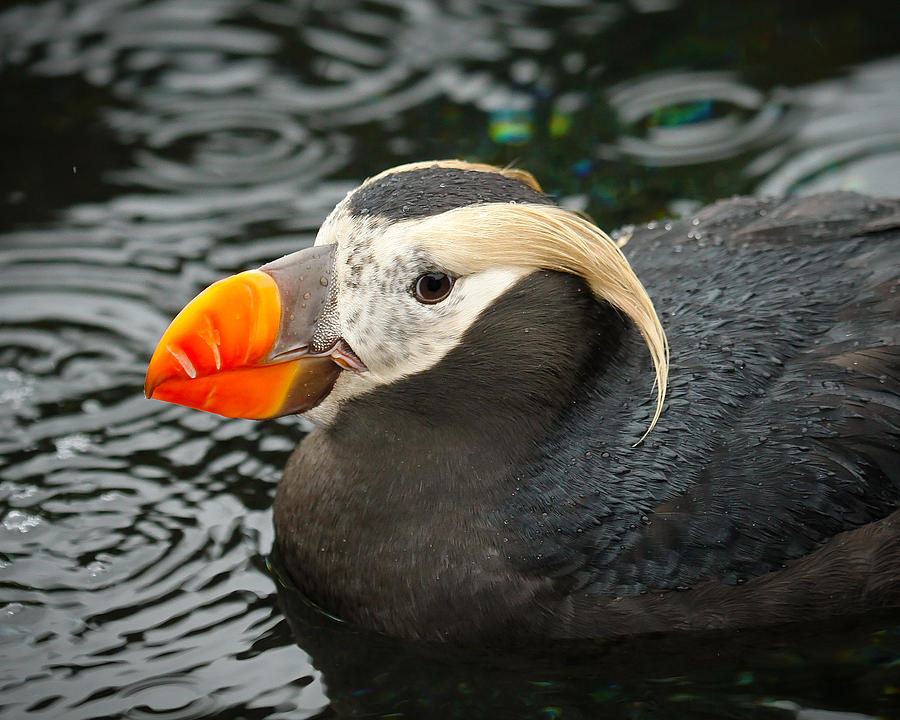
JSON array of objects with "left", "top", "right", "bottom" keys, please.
[{"left": 145, "top": 245, "right": 360, "bottom": 419}]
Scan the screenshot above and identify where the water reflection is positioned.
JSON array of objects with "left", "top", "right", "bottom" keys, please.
[
  {"left": 1, "top": 0, "right": 899, "bottom": 717},
  {"left": 274, "top": 569, "right": 900, "bottom": 720}
]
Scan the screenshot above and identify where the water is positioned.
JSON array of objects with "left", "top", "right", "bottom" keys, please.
[{"left": 1, "top": 0, "right": 898, "bottom": 717}]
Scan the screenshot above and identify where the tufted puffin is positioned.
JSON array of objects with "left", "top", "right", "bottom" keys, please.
[{"left": 145, "top": 160, "right": 900, "bottom": 643}]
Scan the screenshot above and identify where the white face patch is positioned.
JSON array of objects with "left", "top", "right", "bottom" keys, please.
[{"left": 302, "top": 202, "right": 530, "bottom": 426}]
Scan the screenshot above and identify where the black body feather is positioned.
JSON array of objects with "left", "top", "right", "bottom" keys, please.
[{"left": 274, "top": 192, "right": 900, "bottom": 642}]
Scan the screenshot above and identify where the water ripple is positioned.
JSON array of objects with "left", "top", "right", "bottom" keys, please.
[
  {"left": 754, "top": 56, "right": 900, "bottom": 197},
  {"left": 608, "top": 70, "right": 797, "bottom": 166},
  {"left": 126, "top": 115, "right": 350, "bottom": 190}
]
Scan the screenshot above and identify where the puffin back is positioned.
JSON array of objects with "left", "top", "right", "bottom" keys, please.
[{"left": 502, "top": 193, "right": 900, "bottom": 623}]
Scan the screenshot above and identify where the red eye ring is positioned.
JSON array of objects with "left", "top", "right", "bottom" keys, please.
[{"left": 414, "top": 273, "right": 455, "bottom": 304}]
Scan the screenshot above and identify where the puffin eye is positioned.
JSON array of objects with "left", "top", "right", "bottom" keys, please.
[{"left": 413, "top": 272, "right": 455, "bottom": 304}]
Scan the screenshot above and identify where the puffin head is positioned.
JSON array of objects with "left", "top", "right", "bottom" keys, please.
[{"left": 145, "top": 160, "right": 668, "bottom": 434}]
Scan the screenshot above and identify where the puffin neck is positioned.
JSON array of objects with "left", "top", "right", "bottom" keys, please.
[{"left": 327, "top": 271, "right": 635, "bottom": 493}]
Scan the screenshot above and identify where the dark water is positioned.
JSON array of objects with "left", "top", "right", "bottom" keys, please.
[{"left": 1, "top": 1, "right": 899, "bottom": 718}]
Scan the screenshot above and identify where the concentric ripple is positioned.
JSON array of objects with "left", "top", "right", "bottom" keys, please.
[
  {"left": 115, "top": 109, "right": 351, "bottom": 190},
  {"left": 608, "top": 70, "right": 796, "bottom": 166},
  {"left": 754, "top": 56, "right": 900, "bottom": 197}
]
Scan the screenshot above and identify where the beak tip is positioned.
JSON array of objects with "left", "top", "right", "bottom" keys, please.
[
  {"left": 144, "top": 352, "right": 165, "bottom": 400},
  {"left": 144, "top": 379, "right": 163, "bottom": 401}
]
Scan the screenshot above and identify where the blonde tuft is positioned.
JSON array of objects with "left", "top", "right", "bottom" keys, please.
[{"left": 413, "top": 203, "right": 669, "bottom": 440}]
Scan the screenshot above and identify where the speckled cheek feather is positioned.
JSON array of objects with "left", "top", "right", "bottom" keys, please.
[{"left": 306, "top": 204, "right": 530, "bottom": 416}]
